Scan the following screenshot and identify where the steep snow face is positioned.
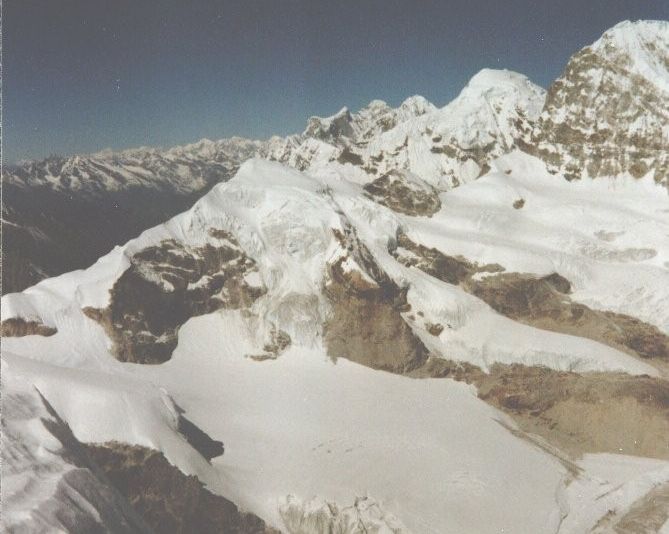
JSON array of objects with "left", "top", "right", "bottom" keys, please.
[
  {"left": 266, "top": 69, "right": 546, "bottom": 190},
  {"left": 592, "top": 20, "right": 669, "bottom": 94},
  {"left": 435, "top": 68, "right": 545, "bottom": 149},
  {"left": 559, "top": 454, "right": 669, "bottom": 533},
  {"left": 360, "top": 69, "right": 545, "bottom": 188},
  {"left": 1, "top": 352, "right": 223, "bottom": 488},
  {"left": 0, "top": 364, "right": 150, "bottom": 534},
  {"left": 531, "top": 20, "right": 669, "bottom": 184}
]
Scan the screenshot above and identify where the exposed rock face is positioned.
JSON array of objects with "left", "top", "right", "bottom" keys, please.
[
  {"left": 410, "top": 358, "right": 669, "bottom": 460},
  {"left": 84, "top": 231, "right": 264, "bottom": 364},
  {"left": 469, "top": 272, "right": 669, "bottom": 361},
  {"left": 0, "top": 317, "right": 57, "bottom": 337},
  {"left": 476, "top": 364, "right": 669, "bottom": 460},
  {"left": 391, "top": 230, "right": 504, "bottom": 284},
  {"left": 85, "top": 443, "right": 277, "bottom": 534},
  {"left": 363, "top": 170, "right": 441, "bottom": 216},
  {"left": 393, "top": 231, "right": 669, "bottom": 361},
  {"left": 247, "top": 327, "right": 292, "bottom": 362},
  {"left": 303, "top": 107, "right": 356, "bottom": 142},
  {"left": 593, "top": 482, "right": 669, "bottom": 533},
  {"left": 528, "top": 20, "right": 669, "bottom": 184},
  {"left": 324, "top": 228, "right": 428, "bottom": 373},
  {"left": 176, "top": 414, "right": 225, "bottom": 462}
]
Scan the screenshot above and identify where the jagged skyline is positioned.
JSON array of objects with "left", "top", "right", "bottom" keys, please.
[
  {"left": 3, "top": 13, "right": 669, "bottom": 532},
  {"left": 5, "top": 0, "right": 668, "bottom": 163}
]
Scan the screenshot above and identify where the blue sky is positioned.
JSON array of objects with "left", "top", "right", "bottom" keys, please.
[{"left": 5, "top": 0, "right": 668, "bottom": 163}]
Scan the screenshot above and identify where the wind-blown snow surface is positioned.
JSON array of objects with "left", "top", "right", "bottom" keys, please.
[
  {"left": 3, "top": 155, "right": 669, "bottom": 532},
  {"left": 1, "top": 364, "right": 150, "bottom": 533}
]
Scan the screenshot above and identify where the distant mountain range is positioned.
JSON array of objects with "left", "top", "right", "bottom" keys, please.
[
  {"left": 3, "top": 20, "right": 667, "bottom": 294},
  {"left": 2, "top": 20, "right": 669, "bottom": 534}
]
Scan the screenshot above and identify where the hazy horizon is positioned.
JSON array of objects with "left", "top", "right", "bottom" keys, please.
[{"left": 5, "top": 0, "right": 668, "bottom": 163}]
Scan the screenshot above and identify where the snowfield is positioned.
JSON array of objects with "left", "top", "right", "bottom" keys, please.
[
  {"left": 3, "top": 20, "right": 669, "bottom": 532},
  {"left": 1, "top": 364, "right": 150, "bottom": 533},
  {"left": 3, "top": 151, "right": 668, "bottom": 532}
]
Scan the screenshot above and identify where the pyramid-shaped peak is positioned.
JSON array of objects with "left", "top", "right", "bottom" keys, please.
[
  {"left": 587, "top": 19, "right": 669, "bottom": 93},
  {"left": 303, "top": 106, "right": 354, "bottom": 140},
  {"left": 466, "top": 68, "right": 540, "bottom": 91}
]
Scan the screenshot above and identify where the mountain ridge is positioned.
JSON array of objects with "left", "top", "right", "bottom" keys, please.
[
  {"left": 3, "top": 150, "right": 669, "bottom": 532},
  {"left": 3, "top": 19, "right": 669, "bottom": 533}
]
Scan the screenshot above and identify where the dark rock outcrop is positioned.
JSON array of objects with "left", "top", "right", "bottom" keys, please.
[
  {"left": 1, "top": 317, "right": 57, "bottom": 337},
  {"left": 392, "top": 231, "right": 669, "bottom": 361},
  {"left": 324, "top": 228, "right": 428, "bottom": 373},
  {"left": 85, "top": 443, "right": 278, "bottom": 534},
  {"left": 84, "top": 231, "right": 264, "bottom": 364},
  {"left": 469, "top": 272, "right": 669, "bottom": 360},
  {"left": 409, "top": 357, "right": 669, "bottom": 460},
  {"left": 390, "top": 230, "right": 504, "bottom": 284},
  {"left": 363, "top": 170, "right": 441, "bottom": 216}
]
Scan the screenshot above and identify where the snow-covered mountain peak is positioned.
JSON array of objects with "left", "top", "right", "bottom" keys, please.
[
  {"left": 302, "top": 107, "right": 355, "bottom": 142},
  {"left": 466, "top": 67, "right": 534, "bottom": 88},
  {"left": 453, "top": 68, "right": 546, "bottom": 114},
  {"left": 530, "top": 19, "right": 669, "bottom": 184},
  {"left": 597, "top": 19, "right": 669, "bottom": 49},
  {"left": 600, "top": 19, "right": 669, "bottom": 44},
  {"left": 397, "top": 94, "right": 436, "bottom": 116},
  {"left": 425, "top": 68, "right": 545, "bottom": 152},
  {"left": 591, "top": 19, "right": 669, "bottom": 93},
  {"left": 5, "top": 136, "right": 264, "bottom": 195}
]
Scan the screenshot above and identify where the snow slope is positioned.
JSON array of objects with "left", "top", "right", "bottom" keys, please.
[
  {"left": 3, "top": 153, "right": 668, "bottom": 532},
  {"left": 1, "top": 364, "right": 150, "bottom": 533},
  {"left": 134, "top": 314, "right": 569, "bottom": 534},
  {"left": 3, "top": 156, "right": 662, "bottom": 375},
  {"left": 532, "top": 19, "right": 669, "bottom": 184},
  {"left": 399, "top": 152, "right": 669, "bottom": 333},
  {"left": 3, "top": 20, "right": 669, "bottom": 530}
]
